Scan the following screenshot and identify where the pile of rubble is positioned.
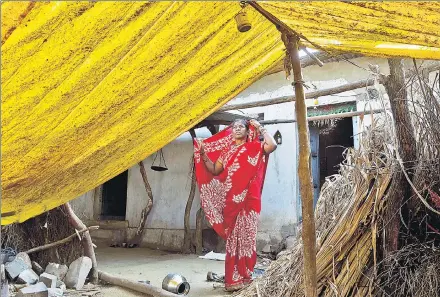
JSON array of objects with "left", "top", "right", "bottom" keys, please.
[
  {"left": 258, "top": 235, "right": 297, "bottom": 260},
  {"left": 1, "top": 251, "right": 93, "bottom": 297}
]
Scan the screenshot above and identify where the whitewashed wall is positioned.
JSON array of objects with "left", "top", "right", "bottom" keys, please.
[{"left": 71, "top": 56, "right": 395, "bottom": 249}]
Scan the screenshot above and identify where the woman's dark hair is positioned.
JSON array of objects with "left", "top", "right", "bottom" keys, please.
[{"left": 232, "top": 119, "right": 249, "bottom": 130}]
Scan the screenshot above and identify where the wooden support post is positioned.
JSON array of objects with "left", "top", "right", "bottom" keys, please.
[
  {"left": 283, "top": 32, "right": 317, "bottom": 297},
  {"left": 195, "top": 208, "right": 204, "bottom": 255},
  {"left": 63, "top": 202, "right": 99, "bottom": 284},
  {"left": 182, "top": 130, "right": 197, "bottom": 254},
  {"left": 129, "top": 161, "right": 154, "bottom": 247}
]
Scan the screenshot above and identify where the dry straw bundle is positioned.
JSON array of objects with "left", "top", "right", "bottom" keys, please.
[
  {"left": 236, "top": 63, "right": 440, "bottom": 297},
  {"left": 236, "top": 118, "right": 394, "bottom": 297},
  {"left": 375, "top": 243, "right": 440, "bottom": 297}
]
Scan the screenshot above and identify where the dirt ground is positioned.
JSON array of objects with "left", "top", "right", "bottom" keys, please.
[{"left": 93, "top": 244, "right": 229, "bottom": 297}]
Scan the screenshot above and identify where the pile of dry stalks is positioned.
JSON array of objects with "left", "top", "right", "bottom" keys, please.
[
  {"left": 236, "top": 63, "right": 440, "bottom": 297},
  {"left": 1, "top": 207, "right": 82, "bottom": 268},
  {"left": 375, "top": 243, "right": 440, "bottom": 297},
  {"left": 236, "top": 118, "right": 393, "bottom": 297}
]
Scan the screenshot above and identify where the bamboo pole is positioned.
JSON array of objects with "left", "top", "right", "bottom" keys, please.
[
  {"left": 283, "top": 32, "right": 317, "bottom": 297},
  {"left": 246, "top": 2, "right": 317, "bottom": 295}
]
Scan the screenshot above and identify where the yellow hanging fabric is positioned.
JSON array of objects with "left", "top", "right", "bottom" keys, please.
[{"left": 2, "top": 1, "right": 439, "bottom": 224}]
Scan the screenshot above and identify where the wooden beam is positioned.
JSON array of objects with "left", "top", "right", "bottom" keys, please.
[
  {"left": 189, "top": 111, "right": 254, "bottom": 131},
  {"left": 220, "top": 62, "right": 440, "bottom": 112},
  {"left": 283, "top": 33, "right": 317, "bottom": 297},
  {"left": 260, "top": 109, "right": 386, "bottom": 125},
  {"left": 219, "top": 78, "right": 376, "bottom": 111}
]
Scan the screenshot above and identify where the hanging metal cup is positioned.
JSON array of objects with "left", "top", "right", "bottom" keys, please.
[
  {"left": 162, "top": 273, "right": 190, "bottom": 295},
  {"left": 151, "top": 148, "right": 168, "bottom": 171}
]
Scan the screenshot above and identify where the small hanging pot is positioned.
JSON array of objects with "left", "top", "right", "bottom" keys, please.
[
  {"left": 151, "top": 149, "right": 168, "bottom": 171},
  {"left": 235, "top": 11, "right": 251, "bottom": 33}
]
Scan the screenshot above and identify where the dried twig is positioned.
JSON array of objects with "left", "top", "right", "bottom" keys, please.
[{"left": 26, "top": 226, "right": 99, "bottom": 254}]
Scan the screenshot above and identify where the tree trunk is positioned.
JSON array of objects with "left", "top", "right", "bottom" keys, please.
[
  {"left": 283, "top": 32, "right": 317, "bottom": 297},
  {"left": 129, "top": 161, "right": 154, "bottom": 247},
  {"left": 63, "top": 202, "right": 98, "bottom": 284},
  {"left": 383, "top": 58, "right": 417, "bottom": 255}
]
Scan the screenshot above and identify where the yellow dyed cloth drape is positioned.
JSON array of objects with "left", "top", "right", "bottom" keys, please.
[{"left": 2, "top": 1, "right": 440, "bottom": 225}]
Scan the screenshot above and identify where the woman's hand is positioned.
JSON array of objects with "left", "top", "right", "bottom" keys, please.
[
  {"left": 250, "top": 119, "right": 277, "bottom": 154},
  {"left": 249, "top": 119, "right": 261, "bottom": 129},
  {"left": 197, "top": 139, "right": 205, "bottom": 155}
]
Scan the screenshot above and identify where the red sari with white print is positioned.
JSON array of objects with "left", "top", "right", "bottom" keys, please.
[{"left": 194, "top": 126, "right": 268, "bottom": 290}]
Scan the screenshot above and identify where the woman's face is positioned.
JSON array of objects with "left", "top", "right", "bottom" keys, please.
[{"left": 232, "top": 121, "right": 248, "bottom": 140}]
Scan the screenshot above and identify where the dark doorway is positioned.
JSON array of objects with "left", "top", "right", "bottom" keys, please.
[
  {"left": 101, "top": 171, "right": 128, "bottom": 220},
  {"left": 297, "top": 116, "right": 354, "bottom": 221},
  {"left": 318, "top": 117, "right": 354, "bottom": 188}
]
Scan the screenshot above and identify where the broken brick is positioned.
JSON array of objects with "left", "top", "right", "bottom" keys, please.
[
  {"left": 39, "top": 273, "right": 57, "bottom": 289},
  {"left": 16, "top": 253, "right": 32, "bottom": 269},
  {"left": 47, "top": 288, "right": 63, "bottom": 297},
  {"left": 17, "top": 269, "right": 39, "bottom": 285},
  {"left": 31, "top": 262, "right": 44, "bottom": 276},
  {"left": 15, "top": 282, "right": 48, "bottom": 297},
  {"left": 64, "top": 257, "right": 92, "bottom": 290},
  {"left": 44, "top": 263, "right": 68, "bottom": 281},
  {"left": 5, "top": 258, "right": 28, "bottom": 280}
]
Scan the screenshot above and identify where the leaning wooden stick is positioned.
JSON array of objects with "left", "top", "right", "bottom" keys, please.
[
  {"left": 26, "top": 226, "right": 99, "bottom": 254},
  {"left": 63, "top": 202, "right": 99, "bottom": 284}
]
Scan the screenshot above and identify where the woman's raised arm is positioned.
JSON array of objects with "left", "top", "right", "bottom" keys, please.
[
  {"left": 249, "top": 119, "right": 277, "bottom": 154},
  {"left": 198, "top": 141, "right": 224, "bottom": 176}
]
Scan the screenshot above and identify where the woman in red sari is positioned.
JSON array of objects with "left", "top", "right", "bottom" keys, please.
[{"left": 194, "top": 119, "right": 277, "bottom": 291}]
